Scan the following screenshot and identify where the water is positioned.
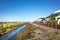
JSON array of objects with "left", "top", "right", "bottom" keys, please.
[{"left": 0, "top": 25, "right": 26, "bottom": 40}]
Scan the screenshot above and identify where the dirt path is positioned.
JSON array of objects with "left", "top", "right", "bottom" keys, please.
[{"left": 29, "top": 22, "right": 60, "bottom": 40}]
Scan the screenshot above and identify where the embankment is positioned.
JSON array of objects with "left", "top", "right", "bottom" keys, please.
[{"left": 17, "top": 23, "right": 60, "bottom": 40}]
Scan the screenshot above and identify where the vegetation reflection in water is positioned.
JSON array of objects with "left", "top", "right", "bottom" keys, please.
[{"left": 0, "top": 22, "right": 25, "bottom": 37}]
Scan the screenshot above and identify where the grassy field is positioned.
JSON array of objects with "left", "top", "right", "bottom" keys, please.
[{"left": 0, "top": 22, "right": 25, "bottom": 37}]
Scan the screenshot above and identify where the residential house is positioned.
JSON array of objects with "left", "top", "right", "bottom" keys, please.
[
  {"left": 35, "top": 18, "right": 46, "bottom": 24},
  {"left": 55, "top": 16, "right": 60, "bottom": 24}
]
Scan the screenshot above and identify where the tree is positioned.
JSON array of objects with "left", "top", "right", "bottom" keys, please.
[{"left": 48, "top": 14, "right": 56, "bottom": 24}]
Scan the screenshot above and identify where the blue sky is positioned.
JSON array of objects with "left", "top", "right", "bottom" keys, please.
[{"left": 0, "top": 0, "right": 60, "bottom": 22}]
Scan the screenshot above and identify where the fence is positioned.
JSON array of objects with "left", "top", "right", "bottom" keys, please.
[
  {"left": 39, "top": 23, "right": 60, "bottom": 30},
  {"left": 34, "top": 22, "right": 60, "bottom": 30}
]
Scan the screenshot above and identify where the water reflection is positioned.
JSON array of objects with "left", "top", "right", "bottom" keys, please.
[{"left": 0, "top": 25, "right": 26, "bottom": 40}]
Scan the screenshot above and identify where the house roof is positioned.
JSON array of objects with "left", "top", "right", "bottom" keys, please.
[
  {"left": 56, "top": 16, "right": 60, "bottom": 18},
  {"left": 46, "top": 12, "right": 60, "bottom": 18},
  {"left": 57, "top": 18, "right": 60, "bottom": 19},
  {"left": 40, "top": 18, "right": 45, "bottom": 19}
]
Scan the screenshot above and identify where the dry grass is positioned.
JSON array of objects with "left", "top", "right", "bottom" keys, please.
[
  {"left": 0, "top": 22, "right": 25, "bottom": 37},
  {"left": 17, "top": 23, "right": 60, "bottom": 40}
]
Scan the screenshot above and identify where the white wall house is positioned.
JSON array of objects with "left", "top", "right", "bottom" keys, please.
[
  {"left": 45, "top": 16, "right": 60, "bottom": 24},
  {"left": 36, "top": 18, "right": 43, "bottom": 22},
  {"left": 55, "top": 16, "right": 60, "bottom": 24},
  {"left": 57, "top": 19, "right": 60, "bottom": 24},
  {"left": 36, "top": 18, "right": 47, "bottom": 24},
  {"left": 45, "top": 18, "right": 49, "bottom": 22}
]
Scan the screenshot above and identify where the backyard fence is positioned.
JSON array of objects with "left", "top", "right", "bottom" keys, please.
[
  {"left": 34, "top": 22, "right": 60, "bottom": 30},
  {"left": 39, "top": 23, "right": 60, "bottom": 30}
]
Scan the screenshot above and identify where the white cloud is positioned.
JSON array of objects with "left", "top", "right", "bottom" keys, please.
[{"left": 55, "top": 10, "right": 60, "bottom": 13}]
